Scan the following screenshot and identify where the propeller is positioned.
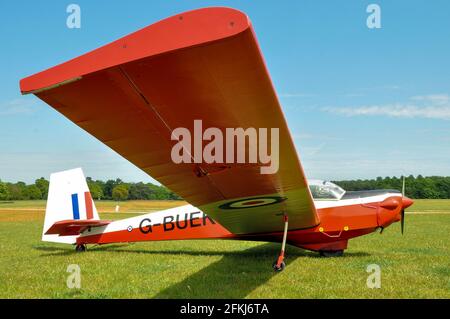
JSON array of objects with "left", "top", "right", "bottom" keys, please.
[{"left": 401, "top": 176, "right": 405, "bottom": 234}]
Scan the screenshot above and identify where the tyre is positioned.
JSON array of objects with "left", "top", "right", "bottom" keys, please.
[
  {"left": 75, "top": 244, "right": 86, "bottom": 252},
  {"left": 272, "top": 261, "right": 286, "bottom": 272}
]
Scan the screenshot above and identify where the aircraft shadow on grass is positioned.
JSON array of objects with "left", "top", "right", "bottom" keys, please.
[{"left": 33, "top": 243, "right": 369, "bottom": 298}]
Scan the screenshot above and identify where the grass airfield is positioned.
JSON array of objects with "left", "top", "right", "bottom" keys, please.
[{"left": 0, "top": 200, "right": 448, "bottom": 298}]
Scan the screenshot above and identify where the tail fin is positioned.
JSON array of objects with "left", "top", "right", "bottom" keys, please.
[{"left": 42, "top": 168, "right": 100, "bottom": 244}]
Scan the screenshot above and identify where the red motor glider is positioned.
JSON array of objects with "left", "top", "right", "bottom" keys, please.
[{"left": 20, "top": 7, "right": 413, "bottom": 271}]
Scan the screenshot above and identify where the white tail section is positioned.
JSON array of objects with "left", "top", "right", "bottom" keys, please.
[{"left": 42, "top": 168, "right": 100, "bottom": 244}]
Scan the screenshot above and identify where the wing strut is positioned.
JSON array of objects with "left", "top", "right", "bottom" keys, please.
[{"left": 273, "top": 215, "right": 289, "bottom": 271}]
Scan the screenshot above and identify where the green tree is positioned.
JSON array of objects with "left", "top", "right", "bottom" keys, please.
[
  {"left": 8, "top": 182, "right": 28, "bottom": 200},
  {"left": 104, "top": 179, "right": 123, "bottom": 199},
  {"left": 333, "top": 175, "right": 450, "bottom": 199},
  {"left": 128, "top": 182, "right": 153, "bottom": 200},
  {"left": 112, "top": 184, "right": 129, "bottom": 201},
  {"left": 87, "top": 180, "right": 104, "bottom": 200},
  {"left": 0, "top": 180, "right": 10, "bottom": 200},
  {"left": 35, "top": 177, "right": 49, "bottom": 199},
  {"left": 26, "top": 185, "right": 42, "bottom": 200}
]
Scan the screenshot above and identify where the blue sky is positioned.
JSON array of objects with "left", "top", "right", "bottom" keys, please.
[{"left": 0, "top": 0, "right": 449, "bottom": 184}]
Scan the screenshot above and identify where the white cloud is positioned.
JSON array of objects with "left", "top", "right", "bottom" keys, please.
[
  {"left": 410, "top": 94, "right": 449, "bottom": 105},
  {"left": 357, "top": 85, "right": 401, "bottom": 91},
  {"left": 291, "top": 133, "right": 343, "bottom": 141},
  {"left": 0, "top": 98, "right": 36, "bottom": 115},
  {"left": 279, "top": 93, "right": 316, "bottom": 98},
  {"left": 323, "top": 94, "right": 450, "bottom": 120},
  {"left": 297, "top": 143, "right": 327, "bottom": 157},
  {"left": 343, "top": 93, "right": 365, "bottom": 97},
  {"left": 291, "top": 133, "right": 315, "bottom": 140}
]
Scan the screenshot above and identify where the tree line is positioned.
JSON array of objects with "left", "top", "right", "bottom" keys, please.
[
  {"left": 0, "top": 177, "right": 181, "bottom": 201},
  {"left": 333, "top": 175, "right": 450, "bottom": 199},
  {"left": 0, "top": 175, "right": 449, "bottom": 201}
]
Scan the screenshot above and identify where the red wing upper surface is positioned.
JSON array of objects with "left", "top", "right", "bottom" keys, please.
[{"left": 20, "top": 7, "right": 319, "bottom": 234}]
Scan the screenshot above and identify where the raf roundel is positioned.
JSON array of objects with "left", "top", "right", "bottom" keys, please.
[{"left": 219, "top": 196, "right": 287, "bottom": 210}]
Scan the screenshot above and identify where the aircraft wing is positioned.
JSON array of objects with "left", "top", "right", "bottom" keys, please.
[{"left": 20, "top": 7, "right": 319, "bottom": 234}]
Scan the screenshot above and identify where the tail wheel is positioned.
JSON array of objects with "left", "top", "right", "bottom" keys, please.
[
  {"left": 272, "top": 261, "right": 286, "bottom": 272},
  {"left": 75, "top": 244, "right": 86, "bottom": 252},
  {"left": 319, "top": 250, "right": 344, "bottom": 257}
]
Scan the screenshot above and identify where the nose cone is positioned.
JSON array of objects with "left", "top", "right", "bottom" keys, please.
[{"left": 402, "top": 197, "right": 414, "bottom": 209}]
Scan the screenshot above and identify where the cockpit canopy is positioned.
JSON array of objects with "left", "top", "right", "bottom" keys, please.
[{"left": 308, "top": 180, "right": 346, "bottom": 200}]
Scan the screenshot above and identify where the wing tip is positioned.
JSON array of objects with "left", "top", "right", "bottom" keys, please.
[{"left": 19, "top": 6, "right": 251, "bottom": 94}]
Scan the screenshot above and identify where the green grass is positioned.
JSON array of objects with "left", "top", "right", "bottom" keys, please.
[
  {"left": 0, "top": 201, "right": 449, "bottom": 298},
  {"left": 1, "top": 198, "right": 448, "bottom": 212},
  {"left": 0, "top": 199, "right": 187, "bottom": 212},
  {"left": 0, "top": 200, "right": 186, "bottom": 212},
  {"left": 407, "top": 199, "right": 450, "bottom": 212}
]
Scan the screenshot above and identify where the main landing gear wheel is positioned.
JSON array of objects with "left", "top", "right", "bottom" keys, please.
[
  {"left": 319, "top": 250, "right": 344, "bottom": 257},
  {"left": 75, "top": 244, "right": 86, "bottom": 252},
  {"left": 272, "top": 261, "right": 286, "bottom": 272}
]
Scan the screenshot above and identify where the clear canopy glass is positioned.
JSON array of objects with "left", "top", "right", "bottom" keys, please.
[{"left": 308, "top": 180, "right": 346, "bottom": 200}]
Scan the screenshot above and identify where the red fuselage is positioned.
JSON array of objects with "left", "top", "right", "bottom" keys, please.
[{"left": 77, "top": 190, "right": 413, "bottom": 254}]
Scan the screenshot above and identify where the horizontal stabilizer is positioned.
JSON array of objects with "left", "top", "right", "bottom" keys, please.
[{"left": 45, "top": 219, "right": 111, "bottom": 236}]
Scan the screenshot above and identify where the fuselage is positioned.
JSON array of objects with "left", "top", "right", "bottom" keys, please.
[{"left": 77, "top": 187, "right": 413, "bottom": 253}]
